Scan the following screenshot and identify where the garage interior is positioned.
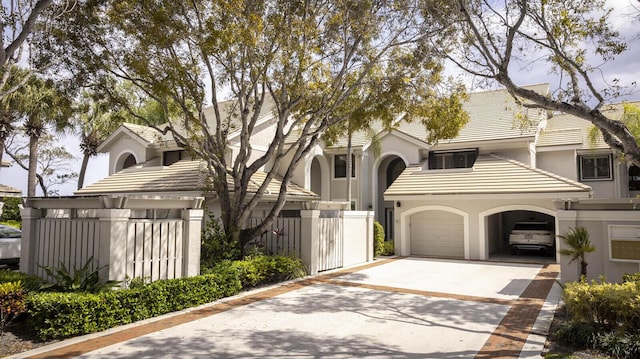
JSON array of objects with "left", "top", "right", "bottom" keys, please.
[{"left": 487, "top": 210, "right": 556, "bottom": 262}]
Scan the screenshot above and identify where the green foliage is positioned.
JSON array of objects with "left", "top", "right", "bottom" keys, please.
[
  {"left": 373, "top": 221, "right": 385, "bottom": 257},
  {"left": 224, "top": 254, "right": 307, "bottom": 288},
  {"left": 0, "top": 281, "right": 26, "bottom": 334},
  {"left": 559, "top": 227, "right": 596, "bottom": 277},
  {"left": 381, "top": 241, "right": 395, "bottom": 256},
  {"left": 0, "top": 270, "right": 45, "bottom": 292},
  {"left": 552, "top": 321, "right": 597, "bottom": 348},
  {"left": 591, "top": 331, "right": 640, "bottom": 359},
  {"left": 622, "top": 273, "right": 640, "bottom": 283},
  {"left": 26, "top": 269, "right": 242, "bottom": 340},
  {"left": 38, "top": 257, "right": 121, "bottom": 293},
  {"left": 562, "top": 279, "right": 640, "bottom": 333},
  {"left": 0, "top": 197, "right": 21, "bottom": 222},
  {"left": 201, "top": 214, "right": 241, "bottom": 266}
]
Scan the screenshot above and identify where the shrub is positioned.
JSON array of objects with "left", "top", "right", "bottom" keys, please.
[
  {"left": 563, "top": 278, "right": 640, "bottom": 333},
  {"left": 0, "top": 270, "right": 45, "bottom": 291},
  {"left": 0, "top": 220, "right": 21, "bottom": 229},
  {"left": 552, "top": 321, "right": 597, "bottom": 348},
  {"left": 230, "top": 254, "right": 307, "bottom": 288},
  {"left": 622, "top": 273, "right": 640, "bottom": 283},
  {"left": 26, "top": 268, "right": 242, "bottom": 340},
  {"left": 201, "top": 214, "right": 240, "bottom": 266},
  {"left": 381, "top": 241, "right": 394, "bottom": 256},
  {"left": 0, "top": 197, "right": 21, "bottom": 223},
  {"left": 0, "top": 281, "right": 26, "bottom": 334},
  {"left": 38, "top": 257, "right": 120, "bottom": 293},
  {"left": 591, "top": 331, "right": 640, "bottom": 359},
  {"left": 373, "top": 221, "right": 385, "bottom": 257}
]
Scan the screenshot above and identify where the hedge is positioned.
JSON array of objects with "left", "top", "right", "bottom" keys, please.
[{"left": 26, "top": 269, "right": 242, "bottom": 340}]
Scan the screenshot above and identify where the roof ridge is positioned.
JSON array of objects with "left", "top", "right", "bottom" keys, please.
[{"left": 485, "top": 153, "right": 591, "bottom": 190}]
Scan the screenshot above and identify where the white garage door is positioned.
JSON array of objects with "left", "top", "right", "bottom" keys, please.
[{"left": 410, "top": 210, "right": 464, "bottom": 258}]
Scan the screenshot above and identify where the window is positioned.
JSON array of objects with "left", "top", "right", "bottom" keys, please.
[
  {"left": 428, "top": 149, "right": 478, "bottom": 170},
  {"left": 122, "top": 154, "right": 137, "bottom": 169},
  {"left": 579, "top": 154, "right": 612, "bottom": 181},
  {"left": 629, "top": 165, "right": 640, "bottom": 191},
  {"left": 163, "top": 150, "right": 190, "bottom": 166},
  {"left": 334, "top": 154, "right": 355, "bottom": 178}
]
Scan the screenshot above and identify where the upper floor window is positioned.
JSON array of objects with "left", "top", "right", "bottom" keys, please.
[
  {"left": 428, "top": 149, "right": 478, "bottom": 170},
  {"left": 163, "top": 150, "right": 190, "bottom": 166},
  {"left": 628, "top": 165, "right": 640, "bottom": 191},
  {"left": 334, "top": 154, "right": 355, "bottom": 178},
  {"left": 122, "top": 154, "right": 137, "bottom": 169},
  {"left": 579, "top": 154, "right": 612, "bottom": 181}
]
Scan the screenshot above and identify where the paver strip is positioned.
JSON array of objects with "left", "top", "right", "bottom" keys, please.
[
  {"left": 18, "top": 258, "right": 558, "bottom": 359},
  {"left": 474, "top": 264, "right": 560, "bottom": 359}
]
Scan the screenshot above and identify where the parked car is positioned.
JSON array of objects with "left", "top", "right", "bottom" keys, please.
[
  {"left": 0, "top": 224, "right": 21, "bottom": 265},
  {"left": 509, "top": 221, "right": 554, "bottom": 254}
]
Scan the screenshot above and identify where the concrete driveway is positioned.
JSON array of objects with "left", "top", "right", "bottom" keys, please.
[{"left": 14, "top": 257, "right": 561, "bottom": 359}]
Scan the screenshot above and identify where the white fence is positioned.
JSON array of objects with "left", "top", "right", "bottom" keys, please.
[
  {"left": 21, "top": 196, "right": 203, "bottom": 283},
  {"left": 20, "top": 196, "right": 374, "bottom": 282}
]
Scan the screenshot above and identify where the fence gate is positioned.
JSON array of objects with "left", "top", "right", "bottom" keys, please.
[{"left": 317, "top": 211, "right": 343, "bottom": 272}]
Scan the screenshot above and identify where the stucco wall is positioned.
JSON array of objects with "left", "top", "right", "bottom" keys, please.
[{"left": 556, "top": 208, "right": 640, "bottom": 283}]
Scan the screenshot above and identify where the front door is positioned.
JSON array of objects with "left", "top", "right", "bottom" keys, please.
[{"left": 385, "top": 207, "right": 394, "bottom": 241}]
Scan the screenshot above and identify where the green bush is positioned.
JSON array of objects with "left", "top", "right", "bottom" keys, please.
[
  {"left": 622, "top": 272, "right": 640, "bottom": 283},
  {"left": 552, "top": 321, "right": 597, "bottom": 348},
  {"left": 591, "top": 331, "right": 640, "bottom": 359},
  {"left": 373, "top": 221, "right": 385, "bottom": 257},
  {"left": 0, "top": 197, "right": 21, "bottom": 223},
  {"left": 201, "top": 214, "right": 240, "bottom": 266},
  {"left": 381, "top": 241, "right": 394, "bottom": 256},
  {"left": 562, "top": 279, "right": 640, "bottom": 333},
  {"left": 228, "top": 254, "right": 307, "bottom": 288},
  {"left": 0, "top": 270, "right": 45, "bottom": 291},
  {"left": 26, "top": 268, "right": 242, "bottom": 340}
]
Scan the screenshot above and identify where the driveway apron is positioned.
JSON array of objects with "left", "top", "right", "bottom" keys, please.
[{"left": 11, "top": 257, "right": 561, "bottom": 359}]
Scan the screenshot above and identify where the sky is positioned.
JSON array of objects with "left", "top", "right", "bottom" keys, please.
[{"left": 0, "top": 0, "right": 639, "bottom": 197}]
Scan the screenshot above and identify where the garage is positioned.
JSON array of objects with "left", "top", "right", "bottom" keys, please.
[
  {"left": 410, "top": 210, "right": 464, "bottom": 258},
  {"left": 486, "top": 210, "right": 556, "bottom": 259}
]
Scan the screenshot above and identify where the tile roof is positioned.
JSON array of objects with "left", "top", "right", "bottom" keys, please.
[
  {"left": 0, "top": 184, "right": 21, "bottom": 196},
  {"left": 537, "top": 101, "right": 640, "bottom": 150},
  {"left": 75, "top": 160, "right": 317, "bottom": 199},
  {"left": 384, "top": 154, "right": 591, "bottom": 197}
]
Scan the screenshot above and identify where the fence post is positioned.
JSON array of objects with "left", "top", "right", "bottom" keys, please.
[
  {"left": 19, "top": 207, "right": 43, "bottom": 275},
  {"left": 98, "top": 209, "right": 131, "bottom": 282},
  {"left": 301, "top": 210, "right": 320, "bottom": 275},
  {"left": 182, "top": 208, "right": 204, "bottom": 277}
]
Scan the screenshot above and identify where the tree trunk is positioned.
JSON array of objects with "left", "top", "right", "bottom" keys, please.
[
  {"left": 27, "top": 133, "right": 38, "bottom": 197},
  {"left": 346, "top": 131, "right": 352, "bottom": 210},
  {"left": 77, "top": 152, "right": 90, "bottom": 190},
  {"left": 580, "top": 260, "right": 588, "bottom": 278}
]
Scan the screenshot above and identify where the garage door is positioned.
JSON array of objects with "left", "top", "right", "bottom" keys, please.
[{"left": 410, "top": 210, "right": 464, "bottom": 258}]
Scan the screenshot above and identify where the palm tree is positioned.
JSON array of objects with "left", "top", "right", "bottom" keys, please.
[{"left": 558, "top": 227, "right": 596, "bottom": 278}]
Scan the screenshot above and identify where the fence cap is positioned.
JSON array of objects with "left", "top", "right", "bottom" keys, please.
[{"left": 22, "top": 195, "right": 205, "bottom": 210}]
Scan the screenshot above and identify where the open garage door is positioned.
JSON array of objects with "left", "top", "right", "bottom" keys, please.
[{"left": 410, "top": 210, "right": 464, "bottom": 258}]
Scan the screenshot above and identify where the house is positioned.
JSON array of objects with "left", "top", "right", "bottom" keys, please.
[{"left": 80, "top": 84, "right": 639, "bottom": 267}]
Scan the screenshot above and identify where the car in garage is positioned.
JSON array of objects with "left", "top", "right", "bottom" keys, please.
[
  {"left": 0, "top": 224, "right": 21, "bottom": 266},
  {"left": 509, "top": 221, "right": 554, "bottom": 254}
]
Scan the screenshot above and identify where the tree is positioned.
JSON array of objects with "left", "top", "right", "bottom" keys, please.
[
  {"left": 430, "top": 0, "right": 640, "bottom": 167},
  {"left": 589, "top": 103, "right": 640, "bottom": 150},
  {"left": 0, "top": 0, "right": 76, "bottom": 166},
  {"left": 558, "top": 227, "right": 596, "bottom": 278},
  {"left": 75, "top": 85, "right": 172, "bottom": 189},
  {"left": 49, "top": 0, "right": 459, "bottom": 254},
  {"left": 3, "top": 75, "right": 75, "bottom": 196},
  {"left": 5, "top": 132, "right": 77, "bottom": 196}
]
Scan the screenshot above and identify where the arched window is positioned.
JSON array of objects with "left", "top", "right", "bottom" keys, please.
[
  {"left": 122, "top": 154, "right": 137, "bottom": 169},
  {"left": 386, "top": 157, "right": 406, "bottom": 188}
]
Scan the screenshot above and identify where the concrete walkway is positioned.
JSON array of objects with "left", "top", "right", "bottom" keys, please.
[{"left": 11, "top": 257, "right": 561, "bottom": 359}]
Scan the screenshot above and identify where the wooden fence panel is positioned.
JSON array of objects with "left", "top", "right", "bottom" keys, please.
[
  {"left": 127, "top": 220, "right": 184, "bottom": 282},
  {"left": 317, "top": 217, "right": 343, "bottom": 272},
  {"left": 247, "top": 217, "right": 302, "bottom": 256}
]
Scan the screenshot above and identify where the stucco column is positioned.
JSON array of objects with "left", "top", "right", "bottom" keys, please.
[
  {"left": 19, "top": 208, "right": 43, "bottom": 275},
  {"left": 301, "top": 210, "right": 320, "bottom": 275},
  {"left": 182, "top": 209, "right": 204, "bottom": 277},
  {"left": 98, "top": 209, "right": 131, "bottom": 282}
]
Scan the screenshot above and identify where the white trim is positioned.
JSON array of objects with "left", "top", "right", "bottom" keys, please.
[
  {"left": 113, "top": 151, "right": 139, "bottom": 174},
  {"left": 363, "top": 129, "right": 429, "bottom": 152},
  {"left": 478, "top": 205, "right": 556, "bottom": 261},
  {"left": 398, "top": 205, "right": 469, "bottom": 259},
  {"left": 371, "top": 153, "right": 409, "bottom": 223}
]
